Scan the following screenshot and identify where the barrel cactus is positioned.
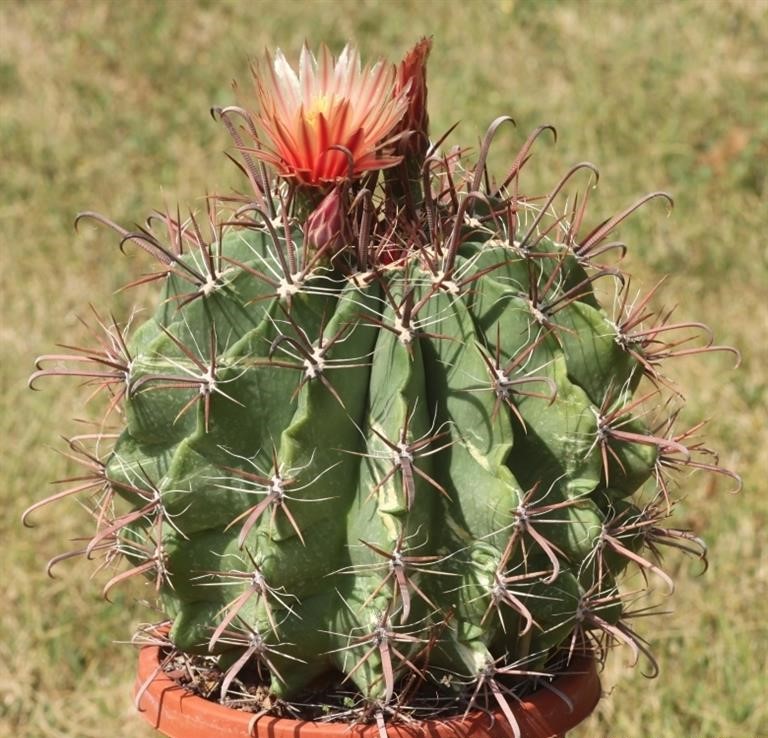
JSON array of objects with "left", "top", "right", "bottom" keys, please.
[{"left": 27, "top": 40, "right": 739, "bottom": 731}]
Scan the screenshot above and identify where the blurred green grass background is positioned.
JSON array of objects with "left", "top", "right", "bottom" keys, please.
[{"left": 1, "top": 1, "right": 766, "bottom": 736}]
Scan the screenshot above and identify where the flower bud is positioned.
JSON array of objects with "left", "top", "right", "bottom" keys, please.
[{"left": 306, "top": 188, "right": 344, "bottom": 253}]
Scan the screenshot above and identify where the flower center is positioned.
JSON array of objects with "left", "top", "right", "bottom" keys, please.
[{"left": 303, "top": 94, "right": 334, "bottom": 129}]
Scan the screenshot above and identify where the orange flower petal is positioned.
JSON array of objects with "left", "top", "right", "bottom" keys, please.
[{"left": 250, "top": 44, "right": 408, "bottom": 186}]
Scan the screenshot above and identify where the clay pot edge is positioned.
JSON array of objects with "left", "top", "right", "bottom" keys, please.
[{"left": 134, "top": 639, "right": 601, "bottom": 738}]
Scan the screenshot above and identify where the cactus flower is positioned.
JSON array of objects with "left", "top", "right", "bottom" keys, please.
[{"left": 252, "top": 44, "right": 409, "bottom": 186}]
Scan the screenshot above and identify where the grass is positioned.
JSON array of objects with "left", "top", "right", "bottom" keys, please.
[{"left": 1, "top": 1, "right": 766, "bottom": 736}]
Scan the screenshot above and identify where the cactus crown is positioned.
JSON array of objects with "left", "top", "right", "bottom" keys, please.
[{"left": 27, "top": 41, "right": 739, "bottom": 732}]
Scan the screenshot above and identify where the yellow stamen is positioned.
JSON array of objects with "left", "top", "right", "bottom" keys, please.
[{"left": 303, "top": 95, "right": 334, "bottom": 129}]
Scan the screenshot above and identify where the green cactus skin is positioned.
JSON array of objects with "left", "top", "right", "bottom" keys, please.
[{"left": 27, "top": 116, "right": 738, "bottom": 723}]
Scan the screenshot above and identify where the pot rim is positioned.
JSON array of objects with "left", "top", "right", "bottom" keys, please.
[{"left": 134, "top": 637, "right": 600, "bottom": 738}]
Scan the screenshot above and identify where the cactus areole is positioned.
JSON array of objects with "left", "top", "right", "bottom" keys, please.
[{"left": 27, "top": 41, "right": 740, "bottom": 736}]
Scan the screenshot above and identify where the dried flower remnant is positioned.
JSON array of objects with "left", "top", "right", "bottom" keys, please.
[{"left": 393, "top": 36, "right": 432, "bottom": 164}]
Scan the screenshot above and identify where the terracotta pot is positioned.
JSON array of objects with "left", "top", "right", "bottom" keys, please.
[{"left": 135, "top": 641, "right": 600, "bottom": 738}]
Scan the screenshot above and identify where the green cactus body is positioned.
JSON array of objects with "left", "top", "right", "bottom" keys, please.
[{"left": 75, "top": 197, "right": 668, "bottom": 705}]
